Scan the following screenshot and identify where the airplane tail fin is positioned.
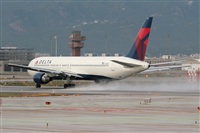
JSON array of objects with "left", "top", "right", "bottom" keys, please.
[{"left": 126, "top": 17, "right": 153, "bottom": 61}]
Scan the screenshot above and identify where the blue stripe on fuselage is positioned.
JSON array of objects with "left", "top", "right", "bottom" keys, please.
[
  {"left": 78, "top": 74, "right": 113, "bottom": 80},
  {"left": 51, "top": 74, "right": 113, "bottom": 81}
]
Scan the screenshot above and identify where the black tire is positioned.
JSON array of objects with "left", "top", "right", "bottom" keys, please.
[
  {"left": 64, "top": 84, "right": 68, "bottom": 88},
  {"left": 64, "top": 84, "right": 75, "bottom": 89},
  {"left": 36, "top": 84, "right": 41, "bottom": 88}
]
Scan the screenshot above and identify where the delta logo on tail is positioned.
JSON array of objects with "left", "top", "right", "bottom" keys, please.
[{"left": 126, "top": 17, "right": 153, "bottom": 61}]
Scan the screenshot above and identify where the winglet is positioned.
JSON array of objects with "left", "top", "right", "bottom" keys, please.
[{"left": 126, "top": 17, "right": 153, "bottom": 61}]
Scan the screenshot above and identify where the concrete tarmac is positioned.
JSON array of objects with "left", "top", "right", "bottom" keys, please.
[{"left": 0, "top": 76, "right": 199, "bottom": 132}]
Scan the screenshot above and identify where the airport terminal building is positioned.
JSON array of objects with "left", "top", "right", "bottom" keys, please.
[{"left": 0, "top": 47, "right": 34, "bottom": 74}]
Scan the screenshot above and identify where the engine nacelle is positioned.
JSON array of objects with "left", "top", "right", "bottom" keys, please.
[{"left": 33, "top": 73, "right": 51, "bottom": 84}]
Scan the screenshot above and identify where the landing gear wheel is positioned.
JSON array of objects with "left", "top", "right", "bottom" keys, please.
[
  {"left": 36, "top": 84, "right": 41, "bottom": 88},
  {"left": 64, "top": 84, "right": 75, "bottom": 89},
  {"left": 64, "top": 84, "right": 68, "bottom": 88}
]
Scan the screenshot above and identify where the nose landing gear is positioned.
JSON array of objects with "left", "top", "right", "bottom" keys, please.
[{"left": 36, "top": 83, "right": 41, "bottom": 88}]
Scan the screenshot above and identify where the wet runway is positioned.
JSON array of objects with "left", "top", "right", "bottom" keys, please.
[
  {"left": 0, "top": 77, "right": 199, "bottom": 132},
  {"left": 1, "top": 76, "right": 199, "bottom": 93}
]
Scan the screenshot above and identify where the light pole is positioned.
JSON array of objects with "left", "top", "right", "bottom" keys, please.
[
  {"left": 54, "top": 36, "right": 59, "bottom": 56},
  {"left": 50, "top": 36, "right": 53, "bottom": 56}
]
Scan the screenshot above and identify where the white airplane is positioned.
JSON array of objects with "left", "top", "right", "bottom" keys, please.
[{"left": 8, "top": 17, "right": 182, "bottom": 88}]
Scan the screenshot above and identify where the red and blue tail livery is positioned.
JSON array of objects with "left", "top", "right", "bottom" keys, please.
[{"left": 126, "top": 17, "right": 153, "bottom": 61}]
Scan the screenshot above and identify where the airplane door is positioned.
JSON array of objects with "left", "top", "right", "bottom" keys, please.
[
  {"left": 111, "top": 63, "right": 115, "bottom": 71},
  {"left": 68, "top": 64, "right": 71, "bottom": 70}
]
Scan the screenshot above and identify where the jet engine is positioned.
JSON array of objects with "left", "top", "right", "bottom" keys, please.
[{"left": 33, "top": 73, "right": 51, "bottom": 84}]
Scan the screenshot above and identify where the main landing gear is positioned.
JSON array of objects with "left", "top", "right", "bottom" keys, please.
[
  {"left": 35, "top": 83, "right": 75, "bottom": 89},
  {"left": 35, "top": 77, "right": 75, "bottom": 89},
  {"left": 36, "top": 83, "right": 41, "bottom": 88},
  {"left": 64, "top": 84, "right": 75, "bottom": 89},
  {"left": 63, "top": 76, "right": 75, "bottom": 89}
]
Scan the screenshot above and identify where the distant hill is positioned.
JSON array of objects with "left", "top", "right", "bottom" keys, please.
[{"left": 1, "top": 1, "right": 199, "bottom": 56}]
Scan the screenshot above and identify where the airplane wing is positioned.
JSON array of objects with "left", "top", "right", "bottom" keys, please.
[
  {"left": 8, "top": 63, "right": 82, "bottom": 78},
  {"left": 143, "top": 64, "right": 189, "bottom": 73},
  {"left": 111, "top": 60, "right": 141, "bottom": 68},
  {"left": 143, "top": 59, "right": 190, "bottom": 72},
  {"left": 149, "top": 60, "right": 183, "bottom": 67}
]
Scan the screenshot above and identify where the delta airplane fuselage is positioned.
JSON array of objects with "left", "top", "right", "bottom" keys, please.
[{"left": 28, "top": 56, "right": 149, "bottom": 81}]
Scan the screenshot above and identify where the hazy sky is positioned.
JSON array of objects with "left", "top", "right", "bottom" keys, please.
[{"left": 0, "top": 0, "right": 199, "bottom": 56}]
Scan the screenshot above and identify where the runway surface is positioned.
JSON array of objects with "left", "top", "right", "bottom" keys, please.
[
  {"left": 1, "top": 76, "right": 199, "bottom": 93},
  {"left": 0, "top": 76, "right": 199, "bottom": 132}
]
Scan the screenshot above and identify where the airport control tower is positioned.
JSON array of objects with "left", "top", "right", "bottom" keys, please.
[{"left": 68, "top": 30, "right": 86, "bottom": 56}]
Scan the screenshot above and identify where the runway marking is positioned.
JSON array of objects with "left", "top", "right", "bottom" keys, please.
[{"left": 50, "top": 107, "right": 197, "bottom": 114}]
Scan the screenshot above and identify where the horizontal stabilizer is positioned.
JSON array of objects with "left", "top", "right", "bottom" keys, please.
[
  {"left": 143, "top": 64, "right": 190, "bottom": 73},
  {"left": 111, "top": 60, "right": 141, "bottom": 68}
]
